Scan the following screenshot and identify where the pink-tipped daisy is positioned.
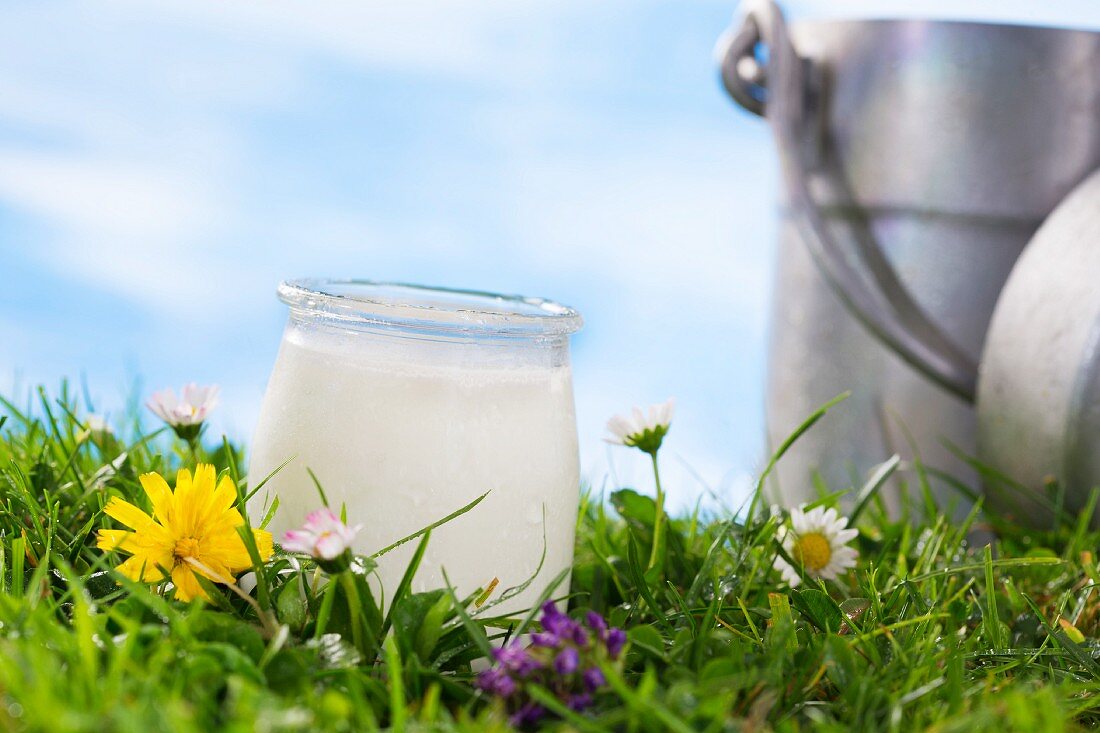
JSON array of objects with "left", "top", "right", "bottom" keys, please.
[
  {"left": 282, "top": 508, "right": 361, "bottom": 571},
  {"left": 147, "top": 383, "right": 219, "bottom": 441}
]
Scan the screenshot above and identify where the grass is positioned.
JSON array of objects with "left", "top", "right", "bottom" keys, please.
[{"left": 2, "top": 383, "right": 1100, "bottom": 731}]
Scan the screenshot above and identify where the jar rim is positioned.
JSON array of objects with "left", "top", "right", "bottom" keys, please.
[{"left": 277, "top": 279, "right": 583, "bottom": 338}]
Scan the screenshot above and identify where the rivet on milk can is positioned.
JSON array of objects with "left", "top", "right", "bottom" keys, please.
[{"left": 716, "top": 0, "right": 1100, "bottom": 517}]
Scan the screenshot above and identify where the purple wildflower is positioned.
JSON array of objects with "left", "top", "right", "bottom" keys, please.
[
  {"left": 530, "top": 631, "right": 560, "bottom": 648},
  {"left": 538, "top": 601, "right": 590, "bottom": 647},
  {"left": 607, "top": 628, "right": 627, "bottom": 659},
  {"left": 554, "top": 646, "right": 580, "bottom": 675},
  {"left": 583, "top": 666, "right": 606, "bottom": 692},
  {"left": 540, "top": 601, "right": 575, "bottom": 638},
  {"left": 478, "top": 604, "right": 622, "bottom": 726},
  {"left": 568, "top": 623, "right": 590, "bottom": 647},
  {"left": 493, "top": 644, "right": 541, "bottom": 677},
  {"left": 567, "top": 693, "right": 594, "bottom": 711},
  {"left": 510, "top": 702, "right": 546, "bottom": 727},
  {"left": 476, "top": 667, "right": 516, "bottom": 697},
  {"left": 585, "top": 610, "right": 608, "bottom": 637}
]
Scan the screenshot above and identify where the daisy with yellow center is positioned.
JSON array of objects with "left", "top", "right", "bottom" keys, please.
[
  {"left": 773, "top": 505, "right": 858, "bottom": 588},
  {"left": 96, "top": 464, "right": 273, "bottom": 601}
]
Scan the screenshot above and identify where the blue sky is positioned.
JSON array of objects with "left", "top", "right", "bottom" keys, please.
[{"left": 2, "top": 0, "right": 1098, "bottom": 510}]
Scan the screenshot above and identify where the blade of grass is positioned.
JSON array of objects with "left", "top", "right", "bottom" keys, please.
[
  {"left": 526, "top": 685, "right": 609, "bottom": 732},
  {"left": 381, "top": 530, "right": 431, "bottom": 636},
  {"left": 509, "top": 566, "right": 572, "bottom": 639},
  {"left": 306, "top": 467, "right": 329, "bottom": 507},
  {"left": 441, "top": 568, "right": 492, "bottom": 659},
  {"left": 849, "top": 454, "right": 900, "bottom": 525},
  {"left": 478, "top": 507, "right": 548, "bottom": 614},
  {"left": 895, "top": 556, "right": 1062, "bottom": 587},
  {"left": 370, "top": 492, "right": 489, "bottom": 560},
  {"left": 627, "top": 535, "right": 670, "bottom": 630},
  {"left": 750, "top": 392, "right": 850, "bottom": 519},
  {"left": 245, "top": 455, "right": 296, "bottom": 503},
  {"left": 260, "top": 496, "right": 280, "bottom": 531},
  {"left": 11, "top": 535, "right": 24, "bottom": 597},
  {"left": 383, "top": 635, "right": 407, "bottom": 730},
  {"left": 1021, "top": 593, "right": 1100, "bottom": 676},
  {"left": 313, "top": 578, "right": 338, "bottom": 639},
  {"left": 600, "top": 662, "right": 695, "bottom": 733},
  {"left": 982, "top": 544, "right": 1005, "bottom": 649}
]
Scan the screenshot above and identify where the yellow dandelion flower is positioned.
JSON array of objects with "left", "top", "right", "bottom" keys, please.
[{"left": 96, "top": 463, "right": 273, "bottom": 601}]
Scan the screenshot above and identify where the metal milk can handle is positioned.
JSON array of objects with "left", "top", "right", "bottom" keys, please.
[{"left": 717, "top": 0, "right": 980, "bottom": 402}]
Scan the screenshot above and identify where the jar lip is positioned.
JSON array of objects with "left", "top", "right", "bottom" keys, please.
[{"left": 277, "top": 279, "right": 583, "bottom": 338}]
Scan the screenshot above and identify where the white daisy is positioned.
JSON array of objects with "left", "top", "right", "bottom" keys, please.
[
  {"left": 84, "top": 414, "right": 113, "bottom": 438},
  {"left": 147, "top": 383, "right": 220, "bottom": 441},
  {"left": 604, "top": 398, "right": 675, "bottom": 455},
  {"left": 773, "top": 505, "right": 859, "bottom": 588}
]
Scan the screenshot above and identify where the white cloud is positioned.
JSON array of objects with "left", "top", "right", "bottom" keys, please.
[
  {"left": 508, "top": 151, "right": 773, "bottom": 315},
  {"left": 0, "top": 149, "right": 235, "bottom": 319},
  {"left": 105, "top": 0, "right": 604, "bottom": 82},
  {"left": 0, "top": 150, "right": 213, "bottom": 239},
  {"left": 0, "top": 0, "right": 755, "bottom": 315},
  {"left": 0, "top": 0, "right": 640, "bottom": 322}
]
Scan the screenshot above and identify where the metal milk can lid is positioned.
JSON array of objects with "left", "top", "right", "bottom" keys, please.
[{"left": 775, "top": 0, "right": 1100, "bottom": 28}]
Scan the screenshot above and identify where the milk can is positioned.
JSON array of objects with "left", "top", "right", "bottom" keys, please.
[{"left": 717, "top": 0, "right": 1100, "bottom": 514}]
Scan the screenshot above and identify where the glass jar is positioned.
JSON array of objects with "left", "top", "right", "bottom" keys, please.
[{"left": 249, "top": 279, "right": 583, "bottom": 612}]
